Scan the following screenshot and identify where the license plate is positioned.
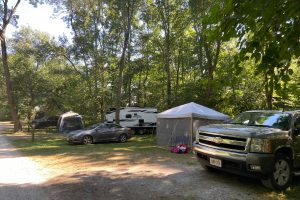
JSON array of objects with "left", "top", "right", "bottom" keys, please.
[{"left": 209, "top": 158, "right": 222, "bottom": 167}]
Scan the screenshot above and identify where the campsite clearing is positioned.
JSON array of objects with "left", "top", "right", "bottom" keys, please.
[{"left": 1, "top": 127, "right": 300, "bottom": 200}]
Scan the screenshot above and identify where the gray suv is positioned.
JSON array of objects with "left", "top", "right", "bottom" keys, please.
[{"left": 193, "top": 110, "right": 300, "bottom": 190}]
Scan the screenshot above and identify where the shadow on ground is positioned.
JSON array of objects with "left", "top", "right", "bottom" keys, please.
[{"left": 0, "top": 165, "right": 280, "bottom": 200}]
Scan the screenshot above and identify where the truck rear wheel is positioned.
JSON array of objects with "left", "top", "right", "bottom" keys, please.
[{"left": 261, "top": 153, "right": 292, "bottom": 190}]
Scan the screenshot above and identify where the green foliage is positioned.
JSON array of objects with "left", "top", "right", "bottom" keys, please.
[
  {"left": 7, "top": 27, "right": 91, "bottom": 123},
  {"left": 0, "top": 72, "right": 10, "bottom": 120},
  {"left": 2, "top": 0, "right": 300, "bottom": 125},
  {"left": 208, "top": 0, "right": 300, "bottom": 108}
]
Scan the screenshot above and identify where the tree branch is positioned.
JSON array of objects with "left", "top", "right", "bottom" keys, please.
[
  {"left": 2, "top": 0, "right": 21, "bottom": 33},
  {"left": 6, "top": 0, "right": 21, "bottom": 25}
]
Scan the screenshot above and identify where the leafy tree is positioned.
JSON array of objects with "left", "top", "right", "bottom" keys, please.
[
  {"left": 215, "top": 40, "right": 265, "bottom": 115},
  {"left": 54, "top": 0, "right": 113, "bottom": 122},
  {"left": 9, "top": 27, "right": 67, "bottom": 123},
  {"left": 108, "top": 0, "right": 137, "bottom": 124},
  {"left": 3, "top": 0, "right": 300, "bottom": 126},
  {"left": 0, "top": 0, "right": 52, "bottom": 131},
  {"left": 189, "top": 0, "right": 222, "bottom": 105},
  {"left": 0, "top": 0, "right": 22, "bottom": 131},
  {"left": 209, "top": 0, "right": 300, "bottom": 109}
]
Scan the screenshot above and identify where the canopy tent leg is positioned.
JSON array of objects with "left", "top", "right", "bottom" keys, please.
[{"left": 190, "top": 116, "right": 193, "bottom": 147}]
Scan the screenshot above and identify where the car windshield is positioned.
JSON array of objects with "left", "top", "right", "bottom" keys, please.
[
  {"left": 85, "top": 123, "right": 104, "bottom": 130},
  {"left": 229, "top": 111, "right": 292, "bottom": 130}
]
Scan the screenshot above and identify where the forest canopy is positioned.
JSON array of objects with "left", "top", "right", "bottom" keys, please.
[{"left": 0, "top": 0, "right": 299, "bottom": 127}]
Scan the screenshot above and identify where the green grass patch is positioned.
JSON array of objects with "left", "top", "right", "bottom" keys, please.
[{"left": 7, "top": 130, "right": 197, "bottom": 165}]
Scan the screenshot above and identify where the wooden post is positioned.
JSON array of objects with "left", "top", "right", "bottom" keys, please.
[{"left": 31, "top": 127, "right": 35, "bottom": 142}]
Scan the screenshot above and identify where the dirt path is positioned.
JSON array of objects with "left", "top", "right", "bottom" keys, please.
[
  {"left": 0, "top": 123, "right": 51, "bottom": 200},
  {"left": 0, "top": 123, "right": 284, "bottom": 200}
]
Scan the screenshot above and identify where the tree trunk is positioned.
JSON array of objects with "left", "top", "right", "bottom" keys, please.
[
  {"left": 165, "top": 41, "right": 172, "bottom": 108},
  {"left": 164, "top": 4, "right": 172, "bottom": 108},
  {"left": 115, "top": 0, "right": 133, "bottom": 124},
  {"left": 204, "top": 39, "right": 221, "bottom": 104},
  {"left": 115, "top": 43, "right": 127, "bottom": 124},
  {"left": 1, "top": 38, "right": 22, "bottom": 132},
  {"left": 142, "top": 55, "right": 150, "bottom": 107},
  {"left": 264, "top": 71, "right": 273, "bottom": 109},
  {"left": 0, "top": 0, "right": 22, "bottom": 132},
  {"left": 174, "top": 49, "right": 181, "bottom": 102},
  {"left": 127, "top": 50, "right": 132, "bottom": 106},
  {"left": 157, "top": 0, "right": 172, "bottom": 108}
]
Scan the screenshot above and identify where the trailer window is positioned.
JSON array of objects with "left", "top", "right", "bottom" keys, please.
[{"left": 126, "top": 114, "right": 132, "bottom": 118}]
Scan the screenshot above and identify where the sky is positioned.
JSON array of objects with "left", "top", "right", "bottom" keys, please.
[{"left": 7, "top": 1, "right": 72, "bottom": 40}]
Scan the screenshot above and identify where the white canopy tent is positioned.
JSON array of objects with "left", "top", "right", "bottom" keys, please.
[{"left": 156, "top": 102, "right": 229, "bottom": 147}]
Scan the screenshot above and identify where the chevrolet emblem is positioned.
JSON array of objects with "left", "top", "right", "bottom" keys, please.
[{"left": 212, "top": 137, "right": 223, "bottom": 144}]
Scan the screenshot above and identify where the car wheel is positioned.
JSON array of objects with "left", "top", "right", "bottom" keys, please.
[
  {"left": 261, "top": 153, "right": 292, "bottom": 190},
  {"left": 118, "top": 134, "right": 127, "bottom": 143},
  {"left": 82, "top": 135, "right": 93, "bottom": 145}
]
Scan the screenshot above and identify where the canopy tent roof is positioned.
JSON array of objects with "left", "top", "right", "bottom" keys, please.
[{"left": 157, "top": 102, "right": 229, "bottom": 120}]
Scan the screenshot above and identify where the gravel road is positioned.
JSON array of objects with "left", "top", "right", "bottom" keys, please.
[
  {"left": 0, "top": 123, "right": 284, "bottom": 200},
  {"left": 0, "top": 123, "right": 51, "bottom": 200}
]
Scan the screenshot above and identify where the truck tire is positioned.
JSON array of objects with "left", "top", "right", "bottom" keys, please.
[{"left": 261, "top": 153, "right": 292, "bottom": 190}]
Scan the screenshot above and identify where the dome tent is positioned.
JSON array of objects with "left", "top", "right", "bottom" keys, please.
[{"left": 156, "top": 102, "right": 229, "bottom": 147}]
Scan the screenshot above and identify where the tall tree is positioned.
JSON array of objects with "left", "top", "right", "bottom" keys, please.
[
  {"left": 10, "top": 26, "right": 66, "bottom": 123},
  {"left": 189, "top": 0, "right": 222, "bottom": 105},
  {"left": 0, "top": 0, "right": 22, "bottom": 131},
  {"left": 110, "top": 0, "right": 136, "bottom": 124},
  {"left": 58, "top": 0, "right": 113, "bottom": 122}
]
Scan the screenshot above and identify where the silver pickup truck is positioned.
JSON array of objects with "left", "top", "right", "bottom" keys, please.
[{"left": 193, "top": 110, "right": 300, "bottom": 190}]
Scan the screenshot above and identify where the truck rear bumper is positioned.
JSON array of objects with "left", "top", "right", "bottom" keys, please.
[{"left": 193, "top": 142, "right": 274, "bottom": 179}]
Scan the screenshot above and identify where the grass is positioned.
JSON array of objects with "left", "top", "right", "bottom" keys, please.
[{"left": 3, "top": 129, "right": 197, "bottom": 165}]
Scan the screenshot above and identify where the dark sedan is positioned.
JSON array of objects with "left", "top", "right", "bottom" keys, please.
[
  {"left": 31, "top": 116, "right": 59, "bottom": 129},
  {"left": 67, "top": 123, "right": 132, "bottom": 144}
]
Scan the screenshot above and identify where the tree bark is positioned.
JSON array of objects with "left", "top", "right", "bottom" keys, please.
[
  {"left": 0, "top": 0, "right": 22, "bottom": 132},
  {"left": 115, "top": 36, "right": 129, "bottom": 124},
  {"left": 204, "top": 39, "right": 221, "bottom": 103},
  {"left": 158, "top": 0, "right": 172, "bottom": 108},
  {"left": 165, "top": 34, "right": 172, "bottom": 108},
  {"left": 115, "top": 0, "right": 133, "bottom": 124},
  {"left": 264, "top": 71, "right": 273, "bottom": 109},
  {"left": 1, "top": 38, "right": 22, "bottom": 131}
]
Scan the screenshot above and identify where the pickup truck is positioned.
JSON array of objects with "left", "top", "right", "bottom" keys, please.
[{"left": 193, "top": 110, "right": 300, "bottom": 190}]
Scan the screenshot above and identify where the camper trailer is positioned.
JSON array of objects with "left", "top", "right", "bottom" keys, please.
[{"left": 105, "top": 107, "right": 157, "bottom": 134}]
